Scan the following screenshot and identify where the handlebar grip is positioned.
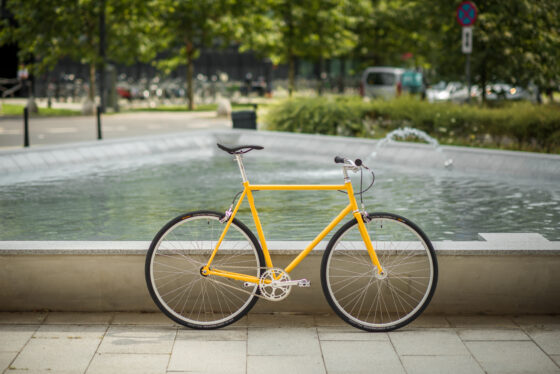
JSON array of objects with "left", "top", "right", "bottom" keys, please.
[
  {"left": 355, "top": 159, "right": 362, "bottom": 166},
  {"left": 334, "top": 156, "right": 346, "bottom": 164}
]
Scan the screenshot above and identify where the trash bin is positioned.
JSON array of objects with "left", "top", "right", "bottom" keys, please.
[{"left": 232, "top": 110, "right": 257, "bottom": 130}]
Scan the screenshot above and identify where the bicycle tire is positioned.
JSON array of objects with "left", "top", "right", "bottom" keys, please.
[
  {"left": 321, "top": 212, "right": 438, "bottom": 332},
  {"left": 145, "top": 210, "right": 265, "bottom": 329}
]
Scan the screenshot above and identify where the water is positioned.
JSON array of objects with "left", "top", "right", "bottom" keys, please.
[
  {"left": 372, "top": 127, "right": 454, "bottom": 167},
  {"left": 1, "top": 153, "right": 558, "bottom": 241}
]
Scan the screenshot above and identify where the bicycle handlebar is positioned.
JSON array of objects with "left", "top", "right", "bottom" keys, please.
[{"left": 334, "top": 156, "right": 363, "bottom": 168}]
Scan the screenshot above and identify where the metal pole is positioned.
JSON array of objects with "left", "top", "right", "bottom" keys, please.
[
  {"left": 96, "top": 105, "right": 102, "bottom": 140},
  {"left": 466, "top": 53, "right": 471, "bottom": 103},
  {"left": 23, "top": 106, "right": 29, "bottom": 147},
  {"left": 98, "top": 0, "right": 106, "bottom": 112}
]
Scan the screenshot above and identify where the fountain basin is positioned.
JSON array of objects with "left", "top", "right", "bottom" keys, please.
[
  {"left": 1, "top": 130, "right": 559, "bottom": 314},
  {"left": 1, "top": 235, "right": 559, "bottom": 314}
]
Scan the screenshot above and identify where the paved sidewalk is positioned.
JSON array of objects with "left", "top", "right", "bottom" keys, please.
[
  {"left": 1, "top": 312, "right": 559, "bottom": 374},
  {"left": 0, "top": 111, "right": 231, "bottom": 149}
]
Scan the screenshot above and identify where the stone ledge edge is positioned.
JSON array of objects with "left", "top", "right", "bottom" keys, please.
[{"left": 1, "top": 239, "right": 559, "bottom": 256}]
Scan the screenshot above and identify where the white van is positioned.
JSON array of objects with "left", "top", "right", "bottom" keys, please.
[{"left": 360, "top": 67, "right": 405, "bottom": 99}]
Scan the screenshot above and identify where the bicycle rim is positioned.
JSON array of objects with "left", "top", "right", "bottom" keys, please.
[
  {"left": 146, "top": 212, "right": 263, "bottom": 328},
  {"left": 322, "top": 213, "right": 437, "bottom": 331}
]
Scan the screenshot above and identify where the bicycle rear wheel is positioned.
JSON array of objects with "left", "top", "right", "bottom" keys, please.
[
  {"left": 145, "top": 211, "right": 265, "bottom": 329},
  {"left": 321, "top": 212, "right": 437, "bottom": 332}
]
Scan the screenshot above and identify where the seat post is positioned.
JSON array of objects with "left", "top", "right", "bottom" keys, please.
[{"left": 235, "top": 154, "right": 249, "bottom": 182}]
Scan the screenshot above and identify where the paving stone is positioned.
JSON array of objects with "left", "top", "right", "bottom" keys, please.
[
  {"left": 447, "top": 315, "right": 517, "bottom": 328},
  {"left": 389, "top": 329, "right": 470, "bottom": 356},
  {"left": 10, "top": 337, "right": 100, "bottom": 373},
  {"left": 0, "top": 312, "right": 46, "bottom": 325},
  {"left": 317, "top": 326, "right": 389, "bottom": 341},
  {"left": 97, "top": 326, "right": 176, "bottom": 354},
  {"left": 169, "top": 340, "right": 245, "bottom": 373},
  {"left": 0, "top": 325, "right": 37, "bottom": 352},
  {"left": 457, "top": 328, "right": 530, "bottom": 341},
  {"left": 408, "top": 315, "right": 451, "bottom": 328},
  {"left": 314, "top": 314, "right": 348, "bottom": 327},
  {"left": 33, "top": 324, "right": 107, "bottom": 340},
  {"left": 525, "top": 329, "right": 560, "bottom": 355},
  {"left": 0, "top": 351, "right": 18, "bottom": 372},
  {"left": 45, "top": 312, "right": 113, "bottom": 325},
  {"left": 321, "top": 340, "right": 405, "bottom": 374},
  {"left": 111, "top": 312, "right": 176, "bottom": 326},
  {"left": 248, "top": 313, "right": 315, "bottom": 327},
  {"left": 401, "top": 355, "right": 484, "bottom": 374},
  {"left": 248, "top": 355, "right": 326, "bottom": 374},
  {"left": 248, "top": 327, "right": 321, "bottom": 356},
  {"left": 86, "top": 353, "right": 170, "bottom": 374},
  {"left": 513, "top": 315, "right": 560, "bottom": 328},
  {"left": 177, "top": 326, "right": 247, "bottom": 341},
  {"left": 466, "top": 341, "right": 560, "bottom": 374},
  {"left": 551, "top": 355, "right": 560, "bottom": 366}
]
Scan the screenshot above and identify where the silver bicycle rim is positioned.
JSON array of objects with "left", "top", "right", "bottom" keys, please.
[
  {"left": 149, "top": 215, "right": 260, "bottom": 326},
  {"left": 326, "top": 217, "right": 435, "bottom": 329}
]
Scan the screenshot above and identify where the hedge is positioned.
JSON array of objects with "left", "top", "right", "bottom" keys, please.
[{"left": 264, "top": 97, "right": 560, "bottom": 153}]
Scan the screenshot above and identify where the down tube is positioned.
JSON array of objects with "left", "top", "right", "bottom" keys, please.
[{"left": 284, "top": 204, "right": 353, "bottom": 273}]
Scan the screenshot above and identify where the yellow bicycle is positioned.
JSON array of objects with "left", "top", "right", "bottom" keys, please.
[{"left": 145, "top": 144, "right": 438, "bottom": 332}]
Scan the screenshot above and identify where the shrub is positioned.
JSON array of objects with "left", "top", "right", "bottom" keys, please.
[{"left": 264, "top": 97, "right": 560, "bottom": 153}]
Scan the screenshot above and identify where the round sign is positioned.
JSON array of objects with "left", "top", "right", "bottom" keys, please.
[{"left": 456, "top": 1, "right": 477, "bottom": 27}]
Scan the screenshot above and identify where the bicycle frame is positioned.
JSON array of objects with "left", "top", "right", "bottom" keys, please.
[{"left": 201, "top": 154, "right": 384, "bottom": 284}]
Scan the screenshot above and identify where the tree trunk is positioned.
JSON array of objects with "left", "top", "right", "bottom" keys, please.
[
  {"left": 338, "top": 59, "right": 345, "bottom": 94},
  {"left": 288, "top": 56, "right": 295, "bottom": 97},
  {"left": 89, "top": 63, "right": 96, "bottom": 102},
  {"left": 480, "top": 59, "right": 487, "bottom": 104},
  {"left": 317, "top": 57, "right": 325, "bottom": 96},
  {"left": 186, "top": 41, "right": 195, "bottom": 110}
]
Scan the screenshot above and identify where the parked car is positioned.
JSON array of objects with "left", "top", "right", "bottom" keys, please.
[
  {"left": 484, "top": 83, "right": 531, "bottom": 101},
  {"left": 360, "top": 67, "right": 405, "bottom": 99},
  {"left": 360, "top": 67, "right": 426, "bottom": 99},
  {"left": 427, "top": 81, "right": 480, "bottom": 103}
]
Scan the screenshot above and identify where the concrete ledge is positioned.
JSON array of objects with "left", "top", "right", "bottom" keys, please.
[
  {"left": 2, "top": 129, "right": 559, "bottom": 181},
  {"left": 1, "top": 234, "right": 559, "bottom": 314}
]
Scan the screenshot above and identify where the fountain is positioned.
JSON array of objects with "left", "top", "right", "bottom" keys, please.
[{"left": 370, "top": 127, "right": 454, "bottom": 168}]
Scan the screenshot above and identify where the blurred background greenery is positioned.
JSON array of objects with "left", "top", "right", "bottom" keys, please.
[{"left": 0, "top": 0, "right": 558, "bottom": 152}]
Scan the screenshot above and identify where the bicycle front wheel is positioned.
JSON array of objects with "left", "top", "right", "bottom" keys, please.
[
  {"left": 321, "top": 212, "right": 438, "bottom": 332},
  {"left": 145, "top": 211, "right": 265, "bottom": 329}
]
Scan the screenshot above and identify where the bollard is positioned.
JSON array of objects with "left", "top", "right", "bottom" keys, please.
[
  {"left": 23, "top": 106, "right": 29, "bottom": 147},
  {"left": 96, "top": 105, "right": 102, "bottom": 140}
]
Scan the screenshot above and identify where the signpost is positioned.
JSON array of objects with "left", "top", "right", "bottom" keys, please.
[{"left": 457, "top": 1, "right": 477, "bottom": 102}]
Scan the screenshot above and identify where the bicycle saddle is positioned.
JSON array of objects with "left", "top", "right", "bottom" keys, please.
[{"left": 217, "top": 143, "right": 264, "bottom": 154}]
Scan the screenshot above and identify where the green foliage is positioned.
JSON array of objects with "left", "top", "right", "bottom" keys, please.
[
  {"left": 1, "top": 0, "right": 153, "bottom": 74},
  {"left": 234, "top": 0, "right": 370, "bottom": 94},
  {"left": 265, "top": 97, "right": 560, "bottom": 153}
]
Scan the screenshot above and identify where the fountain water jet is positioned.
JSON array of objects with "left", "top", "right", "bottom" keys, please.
[{"left": 370, "top": 127, "right": 454, "bottom": 168}]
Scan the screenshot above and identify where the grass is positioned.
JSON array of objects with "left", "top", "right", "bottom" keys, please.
[
  {"left": 125, "top": 103, "right": 257, "bottom": 112},
  {"left": 0, "top": 103, "right": 81, "bottom": 117}
]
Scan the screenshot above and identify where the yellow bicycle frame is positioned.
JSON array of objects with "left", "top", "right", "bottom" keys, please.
[{"left": 201, "top": 155, "right": 384, "bottom": 285}]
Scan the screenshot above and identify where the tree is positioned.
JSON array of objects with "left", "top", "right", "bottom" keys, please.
[
  {"left": 236, "top": 0, "right": 367, "bottom": 96},
  {"left": 353, "top": 0, "right": 560, "bottom": 103},
  {"left": 0, "top": 0, "right": 152, "bottom": 111},
  {"left": 148, "top": 0, "right": 237, "bottom": 110},
  {"left": 404, "top": 0, "right": 560, "bottom": 101}
]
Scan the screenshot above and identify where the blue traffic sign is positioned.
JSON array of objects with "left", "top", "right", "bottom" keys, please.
[{"left": 456, "top": 1, "right": 477, "bottom": 27}]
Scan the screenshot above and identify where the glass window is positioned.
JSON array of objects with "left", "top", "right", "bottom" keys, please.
[{"left": 366, "top": 72, "right": 396, "bottom": 86}]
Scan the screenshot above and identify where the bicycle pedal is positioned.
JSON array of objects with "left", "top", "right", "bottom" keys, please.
[{"left": 297, "top": 279, "right": 311, "bottom": 287}]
